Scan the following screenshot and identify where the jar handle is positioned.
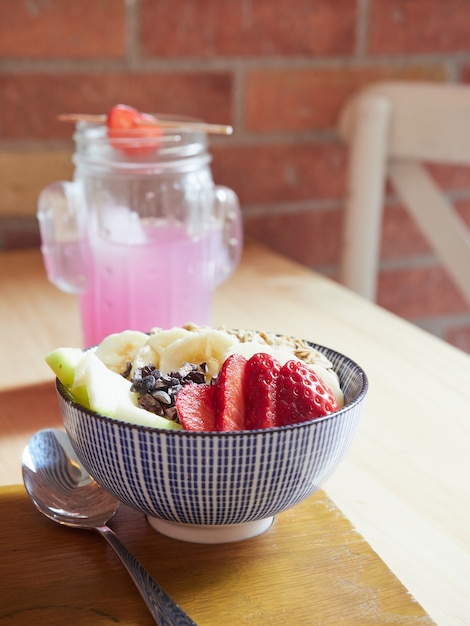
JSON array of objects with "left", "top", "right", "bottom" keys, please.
[
  {"left": 37, "top": 181, "right": 91, "bottom": 294},
  {"left": 213, "top": 185, "right": 243, "bottom": 286}
]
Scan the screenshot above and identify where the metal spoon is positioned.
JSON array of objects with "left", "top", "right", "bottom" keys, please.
[{"left": 22, "top": 428, "right": 197, "bottom": 626}]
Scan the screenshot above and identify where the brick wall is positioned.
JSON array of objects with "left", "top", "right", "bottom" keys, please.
[{"left": 1, "top": 0, "right": 470, "bottom": 352}]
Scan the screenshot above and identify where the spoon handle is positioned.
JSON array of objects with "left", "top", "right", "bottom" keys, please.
[{"left": 96, "top": 525, "right": 198, "bottom": 626}]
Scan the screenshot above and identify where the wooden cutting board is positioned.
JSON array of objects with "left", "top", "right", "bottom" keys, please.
[{"left": 0, "top": 482, "right": 433, "bottom": 626}]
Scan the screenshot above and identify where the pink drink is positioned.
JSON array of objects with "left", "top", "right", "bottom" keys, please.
[
  {"left": 79, "top": 220, "right": 227, "bottom": 347},
  {"left": 38, "top": 124, "right": 242, "bottom": 342}
]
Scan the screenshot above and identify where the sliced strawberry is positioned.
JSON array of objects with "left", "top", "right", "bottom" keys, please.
[
  {"left": 276, "top": 360, "right": 339, "bottom": 426},
  {"left": 215, "top": 353, "right": 247, "bottom": 431},
  {"left": 243, "top": 353, "right": 281, "bottom": 429},
  {"left": 107, "top": 104, "right": 162, "bottom": 156},
  {"left": 107, "top": 104, "right": 138, "bottom": 129},
  {"left": 175, "top": 383, "right": 216, "bottom": 431}
]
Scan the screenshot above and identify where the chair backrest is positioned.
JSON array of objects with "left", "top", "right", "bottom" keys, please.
[{"left": 338, "top": 81, "right": 470, "bottom": 305}]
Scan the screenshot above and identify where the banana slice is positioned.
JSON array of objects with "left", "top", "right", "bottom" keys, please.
[
  {"left": 225, "top": 340, "right": 300, "bottom": 365},
  {"left": 131, "top": 342, "right": 159, "bottom": 373},
  {"left": 95, "top": 330, "right": 149, "bottom": 375},
  {"left": 159, "top": 328, "right": 239, "bottom": 379},
  {"left": 132, "top": 327, "right": 192, "bottom": 372},
  {"left": 147, "top": 328, "right": 192, "bottom": 365}
]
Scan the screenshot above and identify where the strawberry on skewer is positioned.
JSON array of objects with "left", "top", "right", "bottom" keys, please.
[
  {"left": 106, "top": 104, "right": 162, "bottom": 156},
  {"left": 58, "top": 105, "right": 233, "bottom": 136},
  {"left": 105, "top": 104, "right": 162, "bottom": 155}
]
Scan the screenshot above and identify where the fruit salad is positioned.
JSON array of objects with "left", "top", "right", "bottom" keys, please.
[{"left": 46, "top": 325, "right": 344, "bottom": 432}]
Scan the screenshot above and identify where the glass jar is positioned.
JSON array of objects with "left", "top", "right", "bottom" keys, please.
[{"left": 38, "top": 120, "right": 242, "bottom": 346}]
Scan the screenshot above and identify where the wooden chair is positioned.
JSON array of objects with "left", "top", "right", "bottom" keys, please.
[{"left": 338, "top": 81, "right": 470, "bottom": 306}]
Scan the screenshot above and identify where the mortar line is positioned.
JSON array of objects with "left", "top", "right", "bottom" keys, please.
[{"left": 355, "top": 0, "right": 370, "bottom": 58}]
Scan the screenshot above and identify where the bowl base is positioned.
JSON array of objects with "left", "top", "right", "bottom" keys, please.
[{"left": 146, "top": 515, "right": 274, "bottom": 544}]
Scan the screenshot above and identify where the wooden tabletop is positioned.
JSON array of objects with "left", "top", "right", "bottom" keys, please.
[
  {"left": 0, "top": 483, "right": 432, "bottom": 626},
  {"left": 1, "top": 242, "right": 469, "bottom": 625}
]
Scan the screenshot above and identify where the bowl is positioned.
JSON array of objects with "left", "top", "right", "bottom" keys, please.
[{"left": 57, "top": 340, "right": 368, "bottom": 544}]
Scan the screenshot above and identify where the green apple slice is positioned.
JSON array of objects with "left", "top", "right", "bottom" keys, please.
[
  {"left": 70, "top": 350, "right": 97, "bottom": 407},
  {"left": 84, "top": 353, "right": 132, "bottom": 418},
  {"left": 84, "top": 353, "right": 180, "bottom": 430},
  {"left": 46, "top": 345, "right": 181, "bottom": 430},
  {"left": 45, "top": 347, "right": 84, "bottom": 389}
]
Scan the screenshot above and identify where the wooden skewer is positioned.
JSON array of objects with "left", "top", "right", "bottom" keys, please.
[
  {"left": 57, "top": 113, "right": 233, "bottom": 135},
  {"left": 58, "top": 113, "right": 107, "bottom": 124},
  {"left": 138, "top": 118, "right": 233, "bottom": 135}
]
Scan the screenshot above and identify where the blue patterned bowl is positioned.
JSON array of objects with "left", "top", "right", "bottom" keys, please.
[{"left": 58, "top": 341, "right": 367, "bottom": 543}]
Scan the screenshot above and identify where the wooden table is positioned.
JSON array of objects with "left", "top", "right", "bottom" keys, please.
[{"left": 1, "top": 242, "right": 469, "bottom": 625}]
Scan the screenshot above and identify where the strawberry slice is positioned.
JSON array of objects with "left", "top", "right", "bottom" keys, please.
[
  {"left": 107, "top": 104, "right": 162, "bottom": 156},
  {"left": 175, "top": 383, "right": 217, "bottom": 431},
  {"left": 215, "top": 353, "right": 247, "bottom": 431},
  {"left": 244, "top": 353, "right": 281, "bottom": 429},
  {"left": 276, "top": 360, "right": 339, "bottom": 426}
]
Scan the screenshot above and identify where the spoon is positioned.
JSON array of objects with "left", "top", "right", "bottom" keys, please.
[{"left": 22, "top": 428, "right": 198, "bottom": 626}]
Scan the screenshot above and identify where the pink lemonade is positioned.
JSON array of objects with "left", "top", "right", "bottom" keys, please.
[
  {"left": 37, "top": 123, "right": 242, "bottom": 343},
  {"left": 79, "top": 221, "right": 228, "bottom": 347}
]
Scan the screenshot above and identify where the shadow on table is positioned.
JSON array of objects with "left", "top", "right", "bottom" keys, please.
[{"left": 0, "top": 381, "right": 63, "bottom": 435}]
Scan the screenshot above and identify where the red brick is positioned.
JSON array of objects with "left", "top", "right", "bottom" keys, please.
[
  {"left": 459, "top": 64, "right": 470, "bottom": 84},
  {"left": 0, "top": 73, "right": 233, "bottom": 140},
  {"left": 427, "top": 163, "right": 470, "bottom": 193},
  {"left": 379, "top": 195, "right": 470, "bottom": 263},
  {"left": 0, "top": 0, "right": 125, "bottom": 59},
  {"left": 244, "top": 195, "right": 470, "bottom": 274},
  {"left": 245, "top": 67, "right": 447, "bottom": 132},
  {"left": 446, "top": 324, "right": 470, "bottom": 353},
  {"left": 377, "top": 266, "right": 468, "bottom": 319},
  {"left": 455, "top": 198, "right": 470, "bottom": 226},
  {"left": 369, "top": 0, "right": 470, "bottom": 55},
  {"left": 139, "top": 0, "right": 356, "bottom": 58},
  {"left": 380, "top": 203, "right": 432, "bottom": 260},
  {"left": 211, "top": 142, "right": 346, "bottom": 206},
  {"left": 245, "top": 207, "right": 342, "bottom": 268}
]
